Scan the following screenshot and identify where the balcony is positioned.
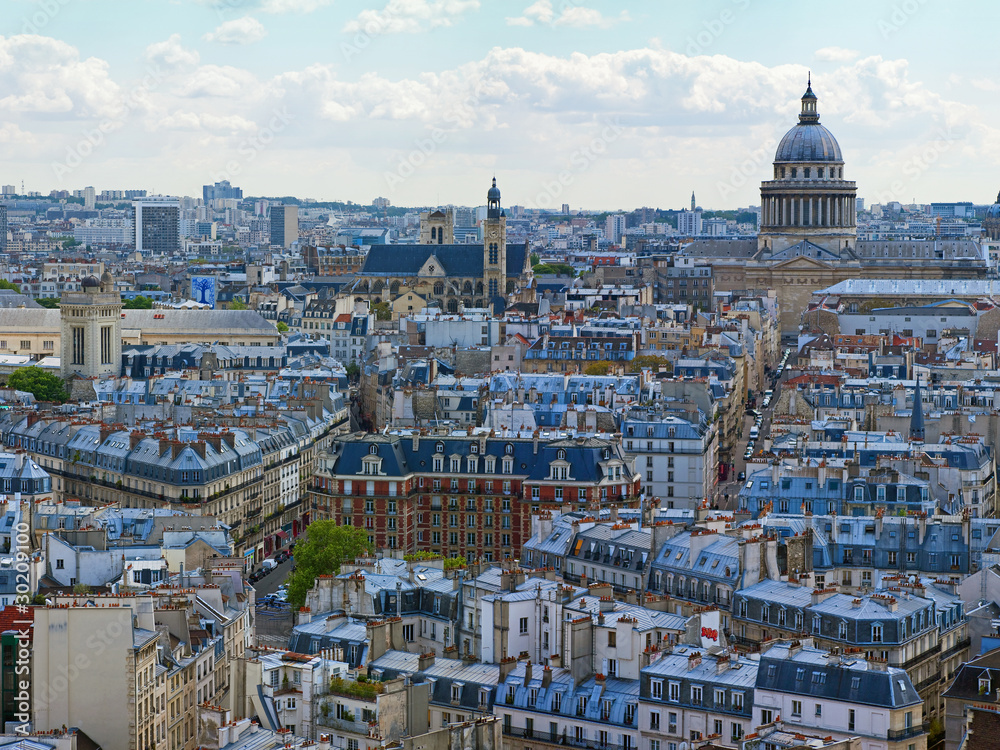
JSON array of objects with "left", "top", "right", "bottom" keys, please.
[
  {"left": 503, "top": 727, "right": 629, "bottom": 750},
  {"left": 886, "top": 725, "right": 926, "bottom": 741},
  {"left": 899, "top": 643, "right": 941, "bottom": 672}
]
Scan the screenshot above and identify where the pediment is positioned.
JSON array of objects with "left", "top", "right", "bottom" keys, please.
[{"left": 418, "top": 255, "right": 446, "bottom": 277}]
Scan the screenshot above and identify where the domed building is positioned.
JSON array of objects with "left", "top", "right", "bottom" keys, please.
[
  {"left": 691, "top": 77, "right": 990, "bottom": 338},
  {"left": 985, "top": 191, "right": 1000, "bottom": 241},
  {"left": 758, "top": 77, "right": 858, "bottom": 257}
]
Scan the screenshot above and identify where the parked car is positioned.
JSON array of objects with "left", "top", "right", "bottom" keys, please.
[
  {"left": 261, "top": 558, "right": 277, "bottom": 571},
  {"left": 737, "top": 471, "right": 746, "bottom": 481}
]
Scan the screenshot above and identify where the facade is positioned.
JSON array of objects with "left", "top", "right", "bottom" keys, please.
[
  {"left": 353, "top": 179, "right": 531, "bottom": 313},
  {"left": 732, "top": 578, "right": 966, "bottom": 721},
  {"left": 270, "top": 204, "right": 299, "bottom": 248},
  {"left": 623, "top": 413, "right": 717, "bottom": 508},
  {"left": 59, "top": 271, "right": 123, "bottom": 379},
  {"left": 755, "top": 642, "right": 926, "bottom": 750},
  {"left": 308, "top": 432, "right": 641, "bottom": 562},
  {"left": 133, "top": 196, "right": 181, "bottom": 255}
]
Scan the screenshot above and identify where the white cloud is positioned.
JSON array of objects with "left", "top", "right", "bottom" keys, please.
[
  {"left": 204, "top": 16, "right": 267, "bottom": 44},
  {"left": 0, "top": 35, "right": 122, "bottom": 118},
  {"left": 343, "top": 0, "right": 480, "bottom": 36},
  {"left": 506, "top": 1, "right": 626, "bottom": 28},
  {"left": 815, "top": 46, "right": 861, "bottom": 62},
  {"left": 145, "top": 34, "right": 200, "bottom": 69},
  {"left": 259, "top": 0, "right": 331, "bottom": 11},
  {"left": 5, "top": 37, "right": 995, "bottom": 209}
]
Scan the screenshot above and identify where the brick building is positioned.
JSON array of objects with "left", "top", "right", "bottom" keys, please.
[{"left": 308, "top": 432, "right": 641, "bottom": 562}]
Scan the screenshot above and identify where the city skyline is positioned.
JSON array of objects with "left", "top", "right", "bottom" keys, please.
[{"left": 3, "top": 0, "right": 999, "bottom": 209}]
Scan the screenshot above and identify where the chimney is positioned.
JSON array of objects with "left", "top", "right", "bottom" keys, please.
[
  {"left": 130, "top": 431, "right": 144, "bottom": 449},
  {"left": 715, "top": 654, "right": 730, "bottom": 674},
  {"left": 599, "top": 596, "right": 614, "bottom": 612},
  {"left": 418, "top": 652, "right": 435, "bottom": 670},
  {"left": 319, "top": 736, "right": 332, "bottom": 750},
  {"left": 811, "top": 586, "right": 838, "bottom": 605},
  {"left": 499, "top": 656, "right": 518, "bottom": 680},
  {"left": 687, "top": 651, "right": 702, "bottom": 671},
  {"left": 541, "top": 665, "right": 552, "bottom": 688},
  {"left": 524, "top": 661, "right": 533, "bottom": 686}
]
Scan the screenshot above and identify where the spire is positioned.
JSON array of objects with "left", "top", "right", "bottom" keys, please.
[
  {"left": 691, "top": 191, "right": 696, "bottom": 211},
  {"left": 909, "top": 374, "right": 925, "bottom": 443},
  {"left": 799, "top": 74, "right": 819, "bottom": 124}
]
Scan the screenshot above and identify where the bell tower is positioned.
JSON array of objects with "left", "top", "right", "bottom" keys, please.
[
  {"left": 483, "top": 177, "right": 507, "bottom": 311},
  {"left": 60, "top": 272, "right": 123, "bottom": 380}
]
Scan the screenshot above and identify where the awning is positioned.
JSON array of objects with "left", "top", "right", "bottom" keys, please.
[{"left": 275, "top": 530, "right": 289, "bottom": 540}]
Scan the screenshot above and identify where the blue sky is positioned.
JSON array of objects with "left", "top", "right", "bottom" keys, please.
[{"left": 2, "top": 0, "right": 998, "bottom": 209}]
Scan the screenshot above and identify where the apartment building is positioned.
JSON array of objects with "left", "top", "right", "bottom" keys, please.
[
  {"left": 308, "top": 432, "right": 641, "bottom": 562},
  {"left": 755, "top": 643, "right": 926, "bottom": 750}
]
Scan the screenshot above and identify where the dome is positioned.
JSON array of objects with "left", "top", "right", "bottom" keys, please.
[
  {"left": 487, "top": 177, "right": 501, "bottom": 203},
  {"left": 987, "top": 192, "right": 1000, "bottom": 218},
  {"left": 81, "top": 275, "right": 100, "bottom": 288},
  {"left": 775, "top": 123, "right": 843, "bottom": 163},
  {"left": 100, "top": 271, "right": 114, "bottom": 285},
  {"left": 774, "top": 78, "right": 843, "bottom": 163}
]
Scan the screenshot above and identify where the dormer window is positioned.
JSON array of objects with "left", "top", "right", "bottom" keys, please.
[
  {"left": 470, "top": 443, "right": 479, "bottom": 454},
  {"left": 557, "top": 448, "right": 566, "bottom": 460},
  {"left": 436, "top": 441, "right": 445, "bottom": 453},
  {"left": 505, "top": 443, "right": 514, "bottom": 455},
  {"left": 603, "top": 448, "right": 611, "bottom": 460},
  {"left": 369, "top": 444, "right": 379, "bottom": 455}
]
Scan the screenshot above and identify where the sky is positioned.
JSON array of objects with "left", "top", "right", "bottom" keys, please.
[{"left": 3, "top": 0, "right": 1000, "bottom": 210}]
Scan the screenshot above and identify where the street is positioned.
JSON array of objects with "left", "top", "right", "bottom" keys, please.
[
  {"left": 716, "top": 347, "right": 796, "bottom": 511},
  {"left": 251, "top": 556, "right": 295, "bottom": 647}
]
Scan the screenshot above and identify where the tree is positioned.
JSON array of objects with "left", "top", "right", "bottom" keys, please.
[
  {"left": 584, "top": 362, "right": 612, "bottom": 375},
  {"left": 530, "top": 253, "right": 540, "bottom": 266},
  {"left": 230, "top": 298, "right": 248, "bottom": 310},
  {"left": 628, "top": 355, "right": 672, "bottom": 374},
  {"left": 284, "top": 522, "right": 374, "bottom": 608},
  {"left": 372, "top": 301, "right": 391, "bottom": 321},
  {"left": 122, "top": 296, "right": 153, "bottom": 309},
  {"left": 0, "top": 280, "right": 19, "bottom": 293},
  {"left": 36, "top": 297, "right": 60, "bottom": 309},
  {"left": 7, "top": 367, "right": 69, "bottom": 403},
  {"left": 276, "top": 321, "right": 289, "bottom": 332}
]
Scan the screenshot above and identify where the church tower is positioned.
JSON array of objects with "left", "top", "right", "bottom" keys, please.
[
  {"left": 60, "top": 271, "right": 123, "bottom": 380},
  {"left": 483, "top": 177, "right": 507, "bottom": 311}
]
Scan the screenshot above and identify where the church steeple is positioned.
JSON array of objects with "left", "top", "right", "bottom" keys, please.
[
  {"left": 909, "top": 374, "right": 925, "bottom": 443},
  {"left": 487, "top": 177, "right": 501, "bottom": 220},
  {"left": 691, "top": 191, "right": 696, "bottom": 211}
]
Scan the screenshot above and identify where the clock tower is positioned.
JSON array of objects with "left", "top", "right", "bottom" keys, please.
[{"left": 483, "top": 177, "right": 507, "bottom": 311}]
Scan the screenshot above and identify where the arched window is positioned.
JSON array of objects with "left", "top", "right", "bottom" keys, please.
[
  {"left": 488, "top": 243, "right": 498, "bottom": 265},
  {"left": 369, "top": 444, "right": 379, "bottom": 455},
  {"left": 505, "top": 443, "right": 514, "bottom": 455},
  {"left": 433, "top": 282, "right": 445, "bottom": 296}
]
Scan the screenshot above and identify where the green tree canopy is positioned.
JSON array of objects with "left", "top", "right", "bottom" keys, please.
[
  {"left": 122, "top": 295, "right": 153, "bottom": 309},
  {"left": 0, "top": 280, "right": 20, "bottom": 293},
  {"left": 36, "top": 297, "right": 60, "bottom": 309},
  {"left": 7, "top": 367, "right": 69, "bottom": 403},
  {"left": 584, "top": 361, "right": 612, "bottom": 375},
  {"left": 284, "top": 522, "right": 374, "bottom": 608},
  {"left": 276, "top": 321, "right": 289, "bottom": 332},
  {"left": 230, "top": 298, "right": 249, "bottom": 310},
  {"left": 371, "top": 301, "right": 391, "bottom": 321},
  {"left": 628, "top": 355, "right": 672, "bottom": 374}
]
